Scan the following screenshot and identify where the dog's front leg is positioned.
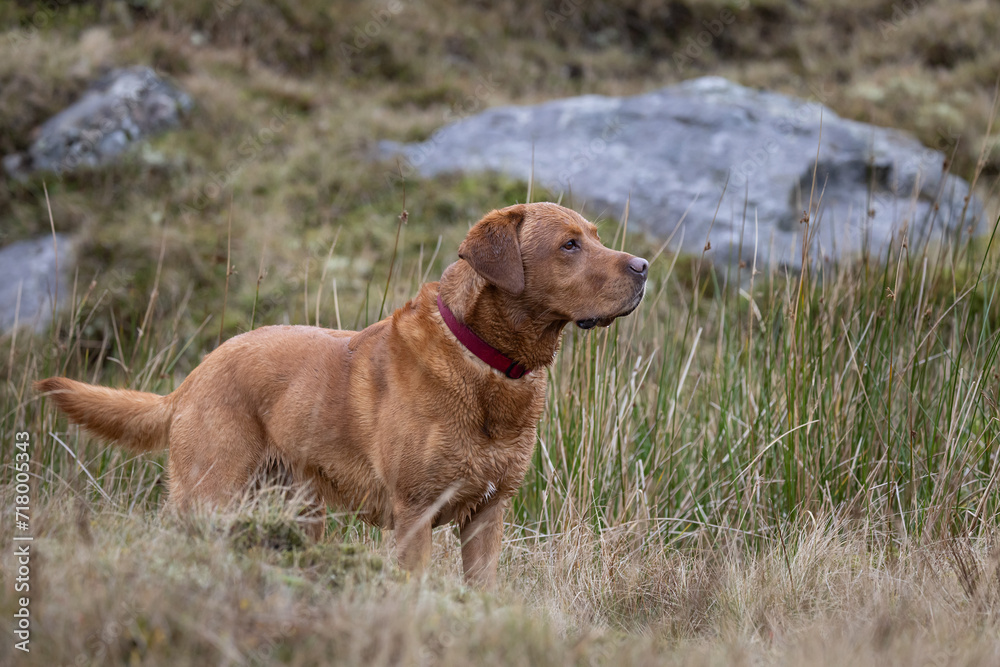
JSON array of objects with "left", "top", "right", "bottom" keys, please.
[{"left": 460, "top": 500, "right": 505, "bottom": 587}]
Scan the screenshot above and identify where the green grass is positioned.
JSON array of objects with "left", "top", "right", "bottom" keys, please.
[
  {"left": 517, "top": 210, "right": 1000, "bottom": 543},
  {"left": 11, "top": 189, "right": 998, "bottom": 543}
]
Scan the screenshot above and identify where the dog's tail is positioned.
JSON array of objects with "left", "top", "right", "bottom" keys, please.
[{"left": 35, "top": 377, "right": 173, "bottom": 453}]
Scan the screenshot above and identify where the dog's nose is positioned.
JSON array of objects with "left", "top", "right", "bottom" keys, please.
[{"left": 628, "top": 256, "right": 649, "bottom": 278}]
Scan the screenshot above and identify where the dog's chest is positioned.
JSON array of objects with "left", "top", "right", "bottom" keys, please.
[
  {"left": 462, "top": 389, "right": 540, "bottom": 477},
  {"left": 472, "top": 372, "right": 545, "bottom": 436},
  {"left": 447, "top": 421, "right": 535, "bottom": 517}
]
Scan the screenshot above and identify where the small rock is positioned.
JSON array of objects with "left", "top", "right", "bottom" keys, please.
[
  {"left": 0, "top": 234, "right": 75, "bottom": 333},
  {"left": 2, "top": 66, "right": 192, "bottom": 180}
]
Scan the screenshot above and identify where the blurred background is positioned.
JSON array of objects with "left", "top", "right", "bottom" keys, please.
[{"left": 1, "top": 0, "right": 997, "bottom": 353}]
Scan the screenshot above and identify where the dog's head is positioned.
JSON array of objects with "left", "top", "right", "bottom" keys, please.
[{"left": 459, "top": 203, "right": 647, "bottom": 329}]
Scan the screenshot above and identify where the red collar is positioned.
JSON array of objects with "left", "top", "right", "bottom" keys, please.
[{"left": 437, "top": 293, "right": 530, "bottom": 379}]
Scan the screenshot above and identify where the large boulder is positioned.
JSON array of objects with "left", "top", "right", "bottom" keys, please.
[
  {"left": 0, "top": 234, "right": 74, "bottom": 333},
  {"left": 3, "top": 66, "right": 192, "bottom": 180},
  {"left": 381, "top": 77, "right": 983, "bottom": 268}
]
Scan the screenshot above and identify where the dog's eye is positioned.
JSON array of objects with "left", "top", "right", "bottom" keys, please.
[{"left": 562, "top": 239, "right": 579, "bottom": 251}]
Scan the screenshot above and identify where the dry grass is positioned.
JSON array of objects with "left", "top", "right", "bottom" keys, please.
[{"left": 1, "top": 487, "right": 998, "bottom": 665}]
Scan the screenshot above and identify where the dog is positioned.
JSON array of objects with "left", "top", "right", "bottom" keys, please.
[{"left": 36, "top": 202, "right": 648, "bottom": 585}]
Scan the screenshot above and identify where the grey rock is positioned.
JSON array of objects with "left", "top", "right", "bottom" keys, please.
[
  {"left": 3, "top": 66, "right": 192, "bottom": 180},
  {"left": 0, "top": 234, "right": 75, "bottom": 333},
  {"left": 381, "top": 77, "right": 984, "bottom": 268}
]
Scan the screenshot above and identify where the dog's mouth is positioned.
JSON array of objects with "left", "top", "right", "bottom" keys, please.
[
  {"left": 575, "top": 289, "right": 645, "bottom": 330},
  {"left": 575, "top": 316, "right": 615, "bottom": 330}
]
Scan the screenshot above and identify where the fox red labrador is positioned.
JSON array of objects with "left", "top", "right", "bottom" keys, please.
[{"left": 37, "top": 202, "right": 648, "bottom": 586}]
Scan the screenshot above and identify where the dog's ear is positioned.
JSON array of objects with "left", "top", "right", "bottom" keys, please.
[{"left": 458, "top": 204, "right": 526, "bottom": 295}]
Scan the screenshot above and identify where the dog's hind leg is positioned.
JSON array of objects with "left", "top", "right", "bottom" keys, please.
[
  {"left": 288, "top": 468, "right": 331, "bottom": 541},
  {"left": 165, "top": 409, "right": 267, "bottom": 510}
]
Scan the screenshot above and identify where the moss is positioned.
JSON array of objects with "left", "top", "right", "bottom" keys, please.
[
  {"left": 230, "top": 515, "right": 309, "bottom": 553},
  {"left": 279, "top": 541, "right": 392, "bottom": 590}
]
